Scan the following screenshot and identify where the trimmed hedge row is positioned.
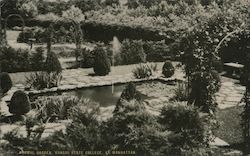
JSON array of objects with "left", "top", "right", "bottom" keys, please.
[
  {"left": 10, "top": 18, "right": 174, "bottom": 43},
  {"left": 0, "top": 46, "right": 62, "bottom": 73}
]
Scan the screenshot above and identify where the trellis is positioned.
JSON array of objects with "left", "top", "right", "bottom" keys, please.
[{"left": 47, "top": 19, "right": 83, "bottom": 63}]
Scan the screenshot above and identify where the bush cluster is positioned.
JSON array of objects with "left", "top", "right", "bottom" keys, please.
[
  {"left": 114, "top": 39, "right": 179, "bottom": 66},
  {"left": 43, "top": 52, "right": 62, "bottom": 74},
  {"left": 0, "top": 47, "right": 31, "bottom": 73},
  {"left": 159, "top": 103, "right": 211, "bottom": 149},
  {"left": 93, "top": 46, "right": 111, "bottom": 76},
  {"left": 33, "top": 96, "right": 80, "bottom": 122},
  {"left": 9, "top": 90, "right": 31, "bottom": 116},
  {"left": 30, "top": 47, "right": 45, "bottom": 71},
  {"left": 79, "top": 48, "right": 95, "bottom": 68},
  {"left": 17, "top": 26, "right": 76, "bottom": 44},
  {"left": 26, "top": 72, "right": 62, "bottom": 90},
  {"left": 0, "top": 72, "right": 12, "bottom": 95},
  {"left": 3, "top": 84, "right": 216, "bottom": 155},
  {"left": 115, "top": 39, "right": 146, "bottom": 65},
  {"left": 162, "top": 61, "right": 175, "bottom": 78},
  {"left": 26, "top": 51, "right": 62, "bottom": 90},
  {"left": 132, "top": 63, "right": 157, "bottom": 79},
  {"left": 0, "top": 46, "right": 58, "bottom": 73},
  {"left": 170, "top": 82, "right": 189, "bottom": 102},
  {"left": 114, "top": 83, "right": 142, "bottom": 113}
]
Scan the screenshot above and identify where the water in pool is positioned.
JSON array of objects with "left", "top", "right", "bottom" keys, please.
[{"left": 63, "top": 84, "right": 127, "bottom": 107}]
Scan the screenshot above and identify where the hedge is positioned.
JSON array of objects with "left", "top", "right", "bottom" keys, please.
[{"left": 10, "top": 18, "right": 175, "bottom": 43}]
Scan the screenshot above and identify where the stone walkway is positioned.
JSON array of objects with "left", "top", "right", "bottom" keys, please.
[{"left": 216, "top": 76, "right": 245, "bottom": 109}]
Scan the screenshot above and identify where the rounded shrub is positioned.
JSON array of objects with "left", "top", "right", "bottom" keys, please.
[
  {"left": 114, "top": 83, "right": 142, "bottom": 113},
  {"left": 0, "top": 72, "right": 12, "bottom": 95},
  {"left": 106, "top": 100, "right": 169, "bottom": 156},
  {"left": 93, "top": 47, "right": 111, "bottom": 76},
  {"left": 120, "top": 83, "right": 141, "bottom": 101},
  {"left": 9, "top": 90, "right": 31, "bottom": 115},
  {"left": 44, "top": 52, "right": 62, "bottom": 73},
  {"left": 162, "top": 61, "right": 175, "bottom": 78},
  {"left": 159, "top": 103, "right": 212, "bottom": 149}
]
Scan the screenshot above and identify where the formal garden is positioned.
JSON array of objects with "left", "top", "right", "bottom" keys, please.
[{"left": 0, "top": 0, "right": 249, "bottom": 155}]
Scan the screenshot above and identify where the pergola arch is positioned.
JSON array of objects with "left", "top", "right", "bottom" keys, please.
[
  {"left": 4, "top": 14, "right": 25, "bottom": 40},
  {"left": 47, "top": 18, "right": 83, "bottom": 62},
  {"left": 215, "top": 24, "right": 249, "bottom": 53}
]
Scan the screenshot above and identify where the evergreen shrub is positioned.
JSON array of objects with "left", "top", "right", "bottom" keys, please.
[
  {"left": 93, "top": 47, "right": 111, "bottom": 76},
  {"left": 9, "top": 90, "right": 31, "bottom": 115},
  {"left": 0, "top": 72, "right": 12, "bottom": 95},
  {"left": 162, "top": 61, "right": 175, "bottom": 78}
]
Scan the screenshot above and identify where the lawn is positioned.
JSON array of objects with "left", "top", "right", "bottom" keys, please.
[{"left": 215, "top": 106, "right": 244, "bottom": 146}]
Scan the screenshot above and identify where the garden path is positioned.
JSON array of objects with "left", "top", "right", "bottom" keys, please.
[{"left": 216, "top": 76, "right": 245, "bottom": 109}]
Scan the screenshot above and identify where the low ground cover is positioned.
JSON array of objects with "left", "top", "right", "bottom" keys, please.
[{"left": 216, "top": 106, "right": 244, "bottom": 146}]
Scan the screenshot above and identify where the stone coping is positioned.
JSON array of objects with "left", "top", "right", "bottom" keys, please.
[{"left": 25, "top": 77, "right": 183, "bottom": 97}]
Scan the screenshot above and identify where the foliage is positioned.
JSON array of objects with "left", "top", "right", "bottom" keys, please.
[
  {"left": 41, "top": 99, "right": 104, "bottom": 150},
  {"left": 0, "top": 0, "right": 21, "bottom": 18},
  {"left": 216, "top": 106, "right": 243, "bottom": 145},
  {"left": 126, "top": 0, "right": 161, "bottom": 9},
  {"left": 9, "top": 90, "right": 31, "bottom": 116},
  {"left": 104, "top": 0, "right": 120, "bottom": 7},
  {"left": 17, "top": 0, "right": 38, "bottom": 18},
  {"left": 162, "top": 61, "right": 175, "bottom": 78},
  {"left": 33, "top": 96, "right": 80, "bottom": 122},
  {"left": 188, "top": 70, "right": 221, "bottom": 113},
  {"left": 62, "top": 5, "right": 85, "bottom": 23},
  {"left": 120, "top": 83, "right": 142, "bottom": 101},
  {"left": 0, "top": 72, "right": 12, "bottom": 95},
  {"left": 0, "top": 46, "right": 31, "bottom": 73},
  {"left": 143, "top": 40, "right": 177, "bottom": 62},
  {"left": 105, "top": 99, "right": 170, "bottom": 155},
  {"left": 36, "top": 0, "right": 70, "bottom": 15},
  {"left": 114, "top": 83, "right": 142, "bottom": 113},
  {"left": 68, "top": 0, "right": 101, "bottom": 13},
  {"left": 26, "top": 50, "right": 62, "bottom": 90},
  {"left": 114, "top": 39, "right": 178, "bottom": 64},
  {"left": 93, "top": 46, "right": 111, "bottom": 76},
  {"left": 138, "top": 0, "right": 161, "bottom": 8},
  {"left": 159, "top": 103, "right": 214, "bottom": 149},
  {"left": 2, "top": 117, "right": 45, "bottom": 154},
  {"left": 79, "top": 48, "right": 95, "bottom": 68},
  {"left": 17, "top": 26, "right": 76, "bottom": 44},
  {"left": 26, "top": 71, "right": 62, "bottom": 90},
  {"left": 179, "top": 8, "right": 232, "bottom": 114},
  {"left": 126, "top": 0, "right": 140, "bottom": 9},
  {"left": 43, "top": 51, "right": 62, "bottom": 74},
  {"left": 132, "top": 63, "right": 157, "bottom": 79},
  {"left": 30, "top": 47, "right": 45, "bottom": 71},
  {"left": 220, "top": 31, "right": 250, "bottom": 65},
  {"left": 170, "top": 82, "right": 189, "bottom": 102},
  {"left": 241, "top": 53, "right": 250, "bottom": 154},
  {"left": 116, "top": 39, "right": 146, "bottom": 65},
  {"left": 242, "top": 93, "right": 250, "bottom": 153},
  {"left": 17, "top": 26, "right": 46, "bottom": 43}
]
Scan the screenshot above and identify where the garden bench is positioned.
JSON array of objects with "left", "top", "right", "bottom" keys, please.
[{"left": 224, "top": 62, "right": 244, "bottom": 78}]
